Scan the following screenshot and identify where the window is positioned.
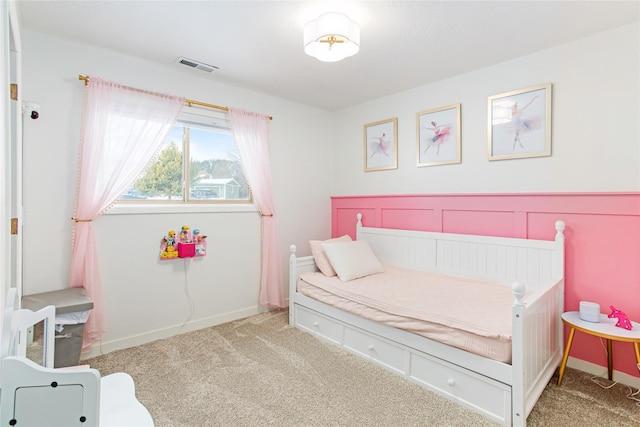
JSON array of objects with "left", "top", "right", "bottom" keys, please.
[{"left": 119, "top": 107, "right": 250, "bottom": 203}]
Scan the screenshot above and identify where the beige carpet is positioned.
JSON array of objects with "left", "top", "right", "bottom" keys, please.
[{"left": 83, "top": 309, "right": 640, "bottom": 426}]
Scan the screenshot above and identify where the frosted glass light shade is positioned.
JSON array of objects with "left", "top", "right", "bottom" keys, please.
[{"left": 304, "top": 12, "right": 360, "bottom": 62}]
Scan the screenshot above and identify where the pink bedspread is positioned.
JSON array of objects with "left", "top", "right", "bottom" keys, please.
[{"left": 298, "top": 266, "right": 517, "bottom": 363}]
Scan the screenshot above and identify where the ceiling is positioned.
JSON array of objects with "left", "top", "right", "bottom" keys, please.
[{"left": 16, "top": 1, "right": 640, "bottom": 111}]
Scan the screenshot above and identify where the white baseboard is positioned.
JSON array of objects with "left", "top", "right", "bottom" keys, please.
[
  {"left": 567, "top": 356, "right": 640, "bottom": 389},
  {"left": 81, "top": 305, "right": 271, "bottom": 360}
]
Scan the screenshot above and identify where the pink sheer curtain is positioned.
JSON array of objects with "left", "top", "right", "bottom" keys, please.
[
  {"left": 70, "top": 77, "right": 184, "bottom": 349},
  {"left": 228, "top": 109, "right": 285, "bottom": 307}
]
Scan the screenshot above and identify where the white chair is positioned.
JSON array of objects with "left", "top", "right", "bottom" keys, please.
[{"left": 0, "top": 290, "right": 153, "bottom": 426}]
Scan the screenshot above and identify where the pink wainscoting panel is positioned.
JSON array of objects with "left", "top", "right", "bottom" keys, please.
[
  {"left": 442, "top": 210, "right": 515, "bottom": 237},
  {"left": 333, "top": 207, "right": 376, "bottom": 239},
  {"left": 380, "top": 208, "right": 434, "bottom": 231},
  {"left": 331, "top": 193, "right": 640, "bottom": 377},
  {"left": 528, "top": 212, "right": 640, "bottom": 372}
]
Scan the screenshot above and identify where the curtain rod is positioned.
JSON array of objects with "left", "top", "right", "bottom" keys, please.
[{"left": 78, "top": 75, "right": 272, "bottom": 120}]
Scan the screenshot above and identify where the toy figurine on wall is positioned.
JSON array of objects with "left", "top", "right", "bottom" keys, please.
[
  {"left": 193, "top": 228, "right": 207, "bottom": 256},
  {"left": 160, "top": 226, "right": 207, "bottom": 260},
  {"left": 160, "top": 230, "right": 179, "bottom": 259},
  {"left": 180, "top": 225, "right": 191, "bottom": 242}
]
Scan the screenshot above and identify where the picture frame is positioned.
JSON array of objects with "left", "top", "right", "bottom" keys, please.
[
  {"left": 416, "top": 103, "right": 461, "bottom": 167},
  {"left": 364, "top": 117, "right": 398, "bottom": 171},
  {"left": 488, "top": 83, "right": 552, "bottom": 161}
]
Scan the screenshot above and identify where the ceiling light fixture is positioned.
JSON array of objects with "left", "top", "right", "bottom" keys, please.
[{"left": 304, "top": 12, "right": 360, "bottom": 62}]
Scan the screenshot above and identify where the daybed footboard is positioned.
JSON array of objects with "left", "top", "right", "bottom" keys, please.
[
  {"left": 512, "top": 278, "right": 564, "bottom": 424},
  {"left": 289, "top": 215, "right": 565, "bottom": 426}
]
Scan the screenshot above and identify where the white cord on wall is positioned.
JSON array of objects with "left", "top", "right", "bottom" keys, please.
[{"left": 177, "top": 258, "right": 195, "bottom": 335}]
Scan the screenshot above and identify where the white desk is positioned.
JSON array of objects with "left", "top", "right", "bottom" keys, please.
[{"left": 557, "top": 311, "right": 640, "bottom": 386}]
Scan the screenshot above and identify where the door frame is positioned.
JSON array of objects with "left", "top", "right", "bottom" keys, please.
[{"left": 1, "top": 0, "right": 23, "bottom": 343}]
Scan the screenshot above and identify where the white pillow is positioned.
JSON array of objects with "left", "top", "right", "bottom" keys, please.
[
  {"left": 309, "top": 235, "right": 352, "bottom": 276},
  {"left": 321, "top": 240, "right": 384, "bottom": 282}
]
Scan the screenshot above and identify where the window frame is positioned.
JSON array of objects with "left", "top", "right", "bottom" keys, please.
[{"left": 116, "top": 106, "right": 253, "bottom": 208}]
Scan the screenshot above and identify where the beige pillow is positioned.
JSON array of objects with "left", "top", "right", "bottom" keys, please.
[
  {"left": 309, "top": 235, "right": 352, "bottom": 276},
  {"left": 321, "top": 240, "right": 384, "bottom": 282}
]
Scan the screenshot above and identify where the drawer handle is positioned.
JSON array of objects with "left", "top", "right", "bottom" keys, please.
[
  {"left": 367, "top": 344, "right": 375, "bottom": 351},
  {"left": 313, "top": 322, "right": 319, "bottom": 327},
  {"left": 447, "top": 378, "right": 455, "bottom": 387}
]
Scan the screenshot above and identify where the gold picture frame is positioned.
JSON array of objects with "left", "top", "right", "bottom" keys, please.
[
  {"left": 416, "top": 103, "right": 461, "bottom": 167},
  {"left": 488, "top": 83, "right": 552, "bottom": 161},
  {"left": 364, "top": 117, "right": 398, "bottom": 171}
]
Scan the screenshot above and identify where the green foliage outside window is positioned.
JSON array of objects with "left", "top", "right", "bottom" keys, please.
[{"left": 135, "top": 141, "right": 183, "bottom": 199}]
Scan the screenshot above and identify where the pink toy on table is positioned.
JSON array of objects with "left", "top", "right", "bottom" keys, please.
[{"left": 608, "top": 305, "right": 633, "bottom": 330}]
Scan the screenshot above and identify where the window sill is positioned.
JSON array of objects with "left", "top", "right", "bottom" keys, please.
[{"left": 105, "top": 203, "right": 258, "bottom": 215}]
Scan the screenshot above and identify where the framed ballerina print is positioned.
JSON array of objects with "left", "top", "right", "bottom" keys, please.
[
  {"left": 416, "top": 104, "right": 461, "bottom": 167},
  {"left": 364, "top": 117, "right": 398, "bottom": 171},
  {"left": 488, "top": 83, "right": 552, "bottom": 160}
]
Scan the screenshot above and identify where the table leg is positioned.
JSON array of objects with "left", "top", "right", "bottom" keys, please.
[
  {"left": 607, "top": 339, "right": 613, "bottom": 381},
  {"left": 634, "top": 343, "right": 640, "bottom": 368},
  {"left": 557, "top": 327, "right": 576, "bottom": 386}
]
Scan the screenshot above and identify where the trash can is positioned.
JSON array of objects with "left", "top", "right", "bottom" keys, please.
[{"left": 22, "top": 288, "right": 94, "bottom": 368}]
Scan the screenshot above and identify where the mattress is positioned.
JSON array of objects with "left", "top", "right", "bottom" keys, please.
[{"left": 297, "top": 266, "right": 517, "bottom": 363}]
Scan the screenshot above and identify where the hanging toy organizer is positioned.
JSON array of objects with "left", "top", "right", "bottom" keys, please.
[{"left": 160, "top": 226, "right": 207, "bottom": 260}]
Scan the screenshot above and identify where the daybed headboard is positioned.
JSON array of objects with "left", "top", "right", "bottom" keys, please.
[{"left": 355, "top": 213, "right": 565, "bottom": 291}]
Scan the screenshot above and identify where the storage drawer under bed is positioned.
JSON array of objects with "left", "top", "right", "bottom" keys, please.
[
  {"left": 294, "top": 303, "right": 512, "bottom": 425},
  {"left": 343, "top": 325, "right": 409, "bottom": 375},
  {"left": 409, "top": 351, "right": 511, "bottom": 424},
  {"left": 294, "top": 305, "right": 344, "bottom": 345}
]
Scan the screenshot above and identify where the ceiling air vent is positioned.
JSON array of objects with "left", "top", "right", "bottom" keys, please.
[{"left": 176, "top": 56, "right": 219, "bottom": 74}]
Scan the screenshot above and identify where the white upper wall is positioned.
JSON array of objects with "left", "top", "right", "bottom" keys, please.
[{"left": 331, "top": 22, "right": 639, "bottom": 196}]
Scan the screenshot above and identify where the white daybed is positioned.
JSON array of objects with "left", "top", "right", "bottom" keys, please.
[{"left": 289, "top": 214, "right": 565, "bottom": 426}]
